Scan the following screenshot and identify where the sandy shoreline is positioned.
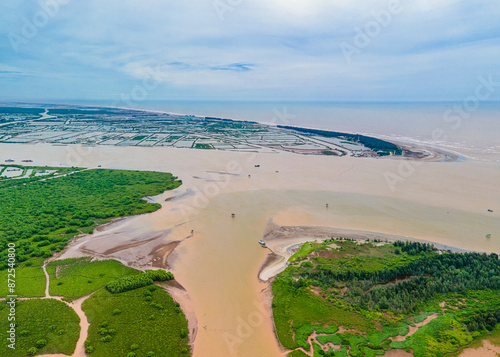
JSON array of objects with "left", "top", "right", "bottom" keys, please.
[{"left": 258, "top": 220, "right": 474, "bottom": 282}]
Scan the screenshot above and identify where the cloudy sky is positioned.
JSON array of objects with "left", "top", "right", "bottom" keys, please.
[{"left": 0, "top": 0, "right": 499, "bottom": 102}]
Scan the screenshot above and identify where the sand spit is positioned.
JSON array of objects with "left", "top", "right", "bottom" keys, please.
[
  {"left": 259, "top": 220, "right": 472, "bottom": 282},
  {"left": 395, "top": 142, "right": 461, "bottom": 162}
]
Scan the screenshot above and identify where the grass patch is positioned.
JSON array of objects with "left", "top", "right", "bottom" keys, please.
[
  {"left": 0, "top": 266, "right": 46, "bottom": 297},
  {"left": 83, "top": 285, "right": 190, "bottom": 356},
  {"left": 0, "top": 299, "right": 80, "bottom": 356},
  {"left": 47, "top": 258, "right": 140, "bottom": 300}
]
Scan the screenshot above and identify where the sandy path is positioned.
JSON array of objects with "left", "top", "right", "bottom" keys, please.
[
  {"left": 392, "top": 314, "right": 439, "bottom": 342},
  {"left": 34, "top": 260, "right": 92, "bottom": 357}
]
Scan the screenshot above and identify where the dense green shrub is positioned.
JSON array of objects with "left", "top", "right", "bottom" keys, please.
[{"left": 105, "top": 270, "right": 174, "bottom": 294}]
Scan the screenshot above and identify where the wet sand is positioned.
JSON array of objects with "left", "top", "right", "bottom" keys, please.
[
  {"left": 1, "top": 143, "right": 499, "bottom": 356},
  {"left": 258, "top": 221, "right": 472, "bottom": 282},
  {"left": 458, "top": 340, "right": 500, "bottom": 357}
]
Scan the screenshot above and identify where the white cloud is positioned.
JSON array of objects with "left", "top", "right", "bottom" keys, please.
[{"left": 0, "top": 0, "right": 499, "bottom": 101}]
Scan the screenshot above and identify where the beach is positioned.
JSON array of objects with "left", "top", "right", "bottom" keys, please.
[{"left": 1, "top": 142, "right": 499, "bottom": 356}]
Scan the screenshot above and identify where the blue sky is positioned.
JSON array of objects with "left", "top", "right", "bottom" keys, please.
[{"left": 0, "top": 0, "right": 499, "bottom": 102}]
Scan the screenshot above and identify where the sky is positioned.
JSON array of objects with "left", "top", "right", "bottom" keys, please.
[{"left": 0, "top": 0, "right": 499, "bottom": 102}]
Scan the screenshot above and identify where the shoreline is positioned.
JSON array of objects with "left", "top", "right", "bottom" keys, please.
[
  {"left": 258, "top": 220, "right": 475, "bottom": 282},
  {"left": 0, "top": 102, "right": 467, "bottom": 164}
]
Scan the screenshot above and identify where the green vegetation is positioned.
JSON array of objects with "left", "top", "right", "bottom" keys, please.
[
  {"left": 0, "top": 165, "right": 81, "bottom": 189},
  {"left": 83, "top": 285, "right": 190, "bottom": 357},
  {"left": 322, "top": 150, "right": 341, "bottom": 156},
  {"left": 278, "top": 125, "right": 402, "bottom": 155},
  {"left": 288, "top": 350, "right": 310, "bottom": 357},
  {"left": 194, "top": 143, "right": 213, "bottom": 149},
  {"left": 106, "top": 269, "right": 174, "bottom": 294},
  {"left": 48, "top": 108, "right": 122, "bottom": 115},
  {"left": 47, "top": 258, "right": 141, "bottom": 300},
  {"left": 0, "top": 266, "right": 46, "bottom": 297},
  {"left": 273, "top": 238, "right": 500, "bottom": 356},
  {"left": 0, "top": 299, "right": 80, "bottom": 357},
  {"left": 0, "top": 107, "right": 45, "bottom": 115},
  {"left": 0, "top": 168, "right": 181, "bottom": 269}
]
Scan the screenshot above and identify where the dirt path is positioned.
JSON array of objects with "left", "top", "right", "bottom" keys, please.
[
  {"left": 29, "top": 260, "right": 93, "bottom": 357},
  {"left": 42, "top": 261, "right": 51, "bottom": 299}
]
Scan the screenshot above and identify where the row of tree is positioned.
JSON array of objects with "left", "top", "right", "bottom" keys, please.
[
  {"left": 277, "top": 125, "right": 402, "bottom": 154},
  {"left": 105, "top": 270, "right": 174, "bottom": 294}
]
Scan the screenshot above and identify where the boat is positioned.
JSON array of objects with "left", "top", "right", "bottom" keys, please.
[
  {"left": 258, "top": 240, "right": 267, "bottom": 247},
  {"left": 231, "top": 213, "right": 235, "bottom": 218},
  {"left": 488, "top": 209, "right": 493, "bottom": 212},
  {"left": 486, "top": 234, "right": 492, "bottom": 238},
  {"left": 5, "top": 159, "right": 14, "bottom": 162},
  {"left": 254, "top": 165, "right": 260, "bottom": 167}
]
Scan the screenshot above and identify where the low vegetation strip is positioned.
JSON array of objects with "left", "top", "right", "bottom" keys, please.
[
  {"left": 106, "top": 270, "right": 174, "bottom": 294},
  {"left": 273, "top": 238, "right": 500, "bottom": 357},
  {"left": 277, "top": 125, "right": 402, "bottom": 155}
]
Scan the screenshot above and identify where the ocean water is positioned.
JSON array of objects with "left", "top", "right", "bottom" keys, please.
[{"left": 23, "top": 100, "right": 500, "bottom": 162}]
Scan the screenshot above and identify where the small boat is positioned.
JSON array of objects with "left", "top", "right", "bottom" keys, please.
[
  {"left": 5, "top": 159, "right": 14, "bottom": 162},
  {"left": 326, "top": 203, "right": 329, "bottom": 208},
  {"left": 258, "top": 240, "right": 267, "bottom": 247},
  {"left": 488, "top": 209, "right": 493, "bottom": 213},
  {"left": 254, "top": 165, "right": 260, "bottom": 167},
  {"left": 486, "top": 234, "right": 492, "bottom": 238},
  {"left": 22, "top": 160, "right": 33, "bottom": 162},
  {"left": 231, "top": 213, "right": 235, "bottom": 218}
]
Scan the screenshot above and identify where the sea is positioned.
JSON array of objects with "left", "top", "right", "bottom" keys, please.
[{"left": 7, "top": 100, "right": 500, "bottom": 163}]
